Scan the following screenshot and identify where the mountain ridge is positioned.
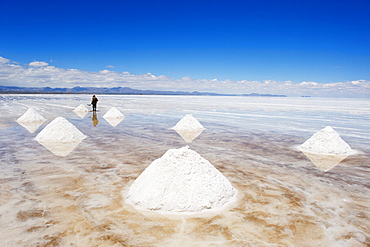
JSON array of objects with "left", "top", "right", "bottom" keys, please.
[{"left": 0, "top": 86, "right": 287, "bottom": 97}]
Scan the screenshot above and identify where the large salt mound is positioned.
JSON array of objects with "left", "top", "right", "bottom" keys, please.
[
  {"left": 299, "top": 126, "right": 353, "bottom": 156},
  {"left": 127, "top": 146, "right": 236, "bottom": 213},
  {"left": 103, "top": 107, "right": 124, "bottom": 119},
  {"left": 35, "top": 117, "right": 86, "bottom": 142},
  {"left": 17, "top": 108, "right": 46, "bottom": 123},
  {"left": 172, "top": 114, "right": 205, "bottom": 130},
  {"left": 73, "top": 104, "right": 89, "bottom": 112}
]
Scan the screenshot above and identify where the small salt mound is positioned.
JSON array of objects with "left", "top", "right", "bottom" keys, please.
[
  {"left": 103, "top": 107, "right": 124, "bottom": 119},
  {"left": 173, "top": 114, "right": 205, "bottom": 130},
  {"left": 17, "top": 108, "right": 46, "bottom": 123},
  {"left": 299, "top": 126, "right": 353, "bottom": 156},
  {"left": 35, "top": 117, "right": 86, "bottom": 142},
  {"left": 127, "top": 146, "right": 236, "bottom": 213},
  {"left": 73, "top": 104, "right": 89, "bottom": 112}
]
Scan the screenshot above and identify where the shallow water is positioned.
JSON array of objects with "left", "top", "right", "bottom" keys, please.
[{"left": 0, "top": 94, "right": 369, "bottom": 246}]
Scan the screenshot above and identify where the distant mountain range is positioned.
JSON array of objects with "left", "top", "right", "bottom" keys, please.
[{"left": 0, "top": 86, "right": 286, "bottom": 97}]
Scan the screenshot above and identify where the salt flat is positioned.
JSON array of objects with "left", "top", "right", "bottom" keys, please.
[{"left": 0, "top": 94, "right": 369, "bottom": 246}]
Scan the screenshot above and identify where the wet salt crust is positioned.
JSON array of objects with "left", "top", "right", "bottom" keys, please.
[
  {"left": 1, "top": 95, "right": 370, "bottom": 246},
  {"left": 127, "top": 146, "right": 236, "bottom": 213},
  {"left": 299, "top": 126, "right": 354, "bottom": 155},
  {"left": 172, "top": 114, "right": 205, "bottom": 130},
  {"left": 16, "top": 108, "right": 46, "bottom": 122},
  {"left": 35, "top": 117, "right": 86, "bottom": 142}
]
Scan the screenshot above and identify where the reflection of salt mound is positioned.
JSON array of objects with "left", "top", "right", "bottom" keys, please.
[
  {"left": 35, "top": 117, "right": 86, "bottom": 157},
  {"left": 173, "top": 114, "right": 205, "bottom": 130},
  {"left": 173, "top": 114, "right": 205, "bottom": 142},
  {"left": 73, "top": 104, "right": 89, "bottom": 118},
  {"left": 73, "top": 104, "right": 89, "bottom": 112},
  {"left": 103, "top": 107, "right": 125, "bottom": 127},
  {"left": 17, "top": 108, "right": 46, "bottom": 123},
  {"left": 174, "top": 129, "right": 204, "bottom": 143},
  {"left": 299, "top": 126, "right": 353, "bottom": 155},
  {"left": 127, "top": 146, "right": 236, "bottom": 213},
  {"left": 36, "top": 140, "right": 85, "bottom": 157},
  {"left": 17, "top": 121, "right": 45, "bottom": 134},
  {"left": 16, "top": 108, "right": 46, "bottom": 133},
  {"left": 302, "top": 152, "right": 348, "bottom": 172}
]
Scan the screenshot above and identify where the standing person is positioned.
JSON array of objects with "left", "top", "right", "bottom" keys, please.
[{"left": 91, "top": 95, "right": 98, "bottom": 111}]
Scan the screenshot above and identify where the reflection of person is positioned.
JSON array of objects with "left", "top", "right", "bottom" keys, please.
[
  {"left": 91, "top": 95, "right": 98, "bottom": 111},
  {"left": 92, "top": 111, "right": 99, "bottom": 127}
]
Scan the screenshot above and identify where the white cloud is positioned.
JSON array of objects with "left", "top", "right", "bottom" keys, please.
[
  {"left": 300, "top": 81, "right": 319, "bottom": 86},
  {"left": 99, "top": 70, "right": 113, "bottom": 74},
  {"left": 28, "top": 61, "right": 49, "bottom": 67},
  {"left": 0, "top": 56, "right": 369, "bottom": 97},
  {"left": 350, "top": 80, "right": 364, "bottom": 85},
  {"left": 0, "top": 57, "right": 11, "bottom": 64}
]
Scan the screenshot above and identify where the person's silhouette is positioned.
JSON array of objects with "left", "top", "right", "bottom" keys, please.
[{"left": 91, "top": 95, "right": 98, "bottom": 111}]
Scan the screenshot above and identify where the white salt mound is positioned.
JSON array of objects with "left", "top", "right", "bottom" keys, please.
[
  {"left": 103, "top": 107, "right": 124, "bottom": 119},
  {"left": 299, "top": 126, "right": 353, "bottom": 155},
  {"left": 35, "top": 117, "right": 86, "bottom": 142},
  {"left": 127, "top": 146, "right": 236, "bottom": 213},
  {"left": 173, "top": 114, "right": 205, "bottom": 130},
  {"left": 17, "top": 108, "right": 46, "bottom": 123},
  {"left": 73, "top": 104, "right": 89, "bottom": 112}
]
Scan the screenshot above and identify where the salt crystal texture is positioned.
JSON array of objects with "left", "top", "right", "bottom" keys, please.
[
  {"left": 73, "top": 104, "right": 89, "bottom": 112},
  {"left": 127, "top": 146, "right": 236, "bottom": 213},
  {"left": 173, "top": 114, "right": 205, "bottom": 130},
  {"left": 299, "top": 126, "right": 353, "bottom": 156},
  {"left": 17, "top": 108, "right": 46, "bottom": 123},
  {"left": 103, "top": 107, "right": 124, "bottom": 119},
  {"left": 35, "top": 117, "right": 86, "bottom": 142}
]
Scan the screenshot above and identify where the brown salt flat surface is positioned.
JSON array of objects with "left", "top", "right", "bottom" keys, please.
[{"left": 0, "top": 95, "right": 369, "bottom": 246}]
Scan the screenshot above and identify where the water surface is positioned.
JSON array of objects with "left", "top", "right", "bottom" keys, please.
[{"left": 0, "top": 95, "right": 369, "bottom": 246}]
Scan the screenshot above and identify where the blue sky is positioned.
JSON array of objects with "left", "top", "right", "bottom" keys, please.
[{"left": 1, "top": 0, "right": 370, "bottom": 97}]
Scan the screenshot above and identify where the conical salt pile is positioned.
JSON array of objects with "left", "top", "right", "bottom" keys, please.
[
  {"left": 17, "top": 108, "right": 46, "bottom": 123},
  {"left": 73, "top": 104, "right": 89, "bottom": 112},
  {"left": 173, "top": 114, "right": 205, "bottom": 130},
  {"left": 172, "top": 114, "right": 205, "bottom": 142},
  {"left": 103, "top": 107, "right": 125, "bottom": 127},
  {"left": 103, "top": 107, "right": 124, "bottom": 119},
  {"left": 299, "top": 126, "right": 353, "bottom": 156},
  {"left": 35, "top": 117, "right": 86, "bottom": 142},
  {"left": 127, "top": 146, "right": 236, "bottom": 213}
]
